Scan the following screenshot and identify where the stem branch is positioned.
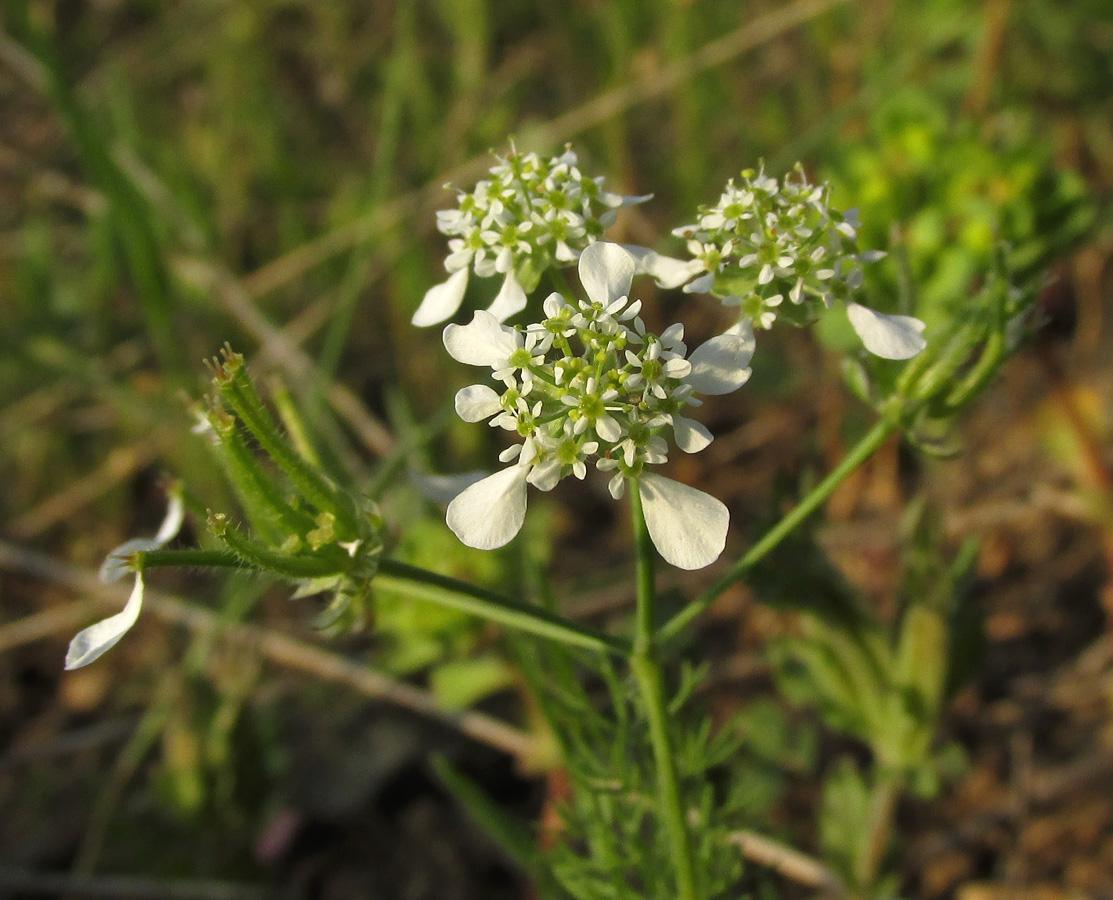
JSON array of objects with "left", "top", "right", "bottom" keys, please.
[
  {"left": 376, "top": 560, "right": 630, "bottom": 656},
  {"left": 660, "top": 418, "right": 896, "bottom": 643}
]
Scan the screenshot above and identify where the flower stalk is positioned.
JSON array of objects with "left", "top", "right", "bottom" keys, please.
[
  {"left": 660, "top": 417, "right": 897, "bottom": 644},
  {"left": 377, "top": 560, "right": 630, "bottom": 656},
  {"left": 628, "top": 479, "right": 699, "bottom": 900}
]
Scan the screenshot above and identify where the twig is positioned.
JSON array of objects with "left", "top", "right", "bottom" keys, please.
[
  {"left": 0, "top": 869, "right": 267, "bottom": 900},
  {"left": 728, "top": 830, "right": 846, "bottom": 895},
  {"left": 963, "top": 0, "right": 1012, "bottom": 117},
  {"left": 0, "top": 718, "right": 134, "bottom": 771},
  {"left": 0, "top": 540, "right": 540, "bottom": 761}
]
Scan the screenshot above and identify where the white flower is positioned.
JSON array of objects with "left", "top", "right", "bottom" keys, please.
[
  {"left": 413, "top": 144, "right": 653, "bottom": 327},
  {"left": 675, "top": 163, "right": 927, "bottom": 361},
  {"left": 65, "top": 490, "right": 185, "bottom": 669},
  {"left": 439, "top": 242, "right": 753, "bottom": 568}
]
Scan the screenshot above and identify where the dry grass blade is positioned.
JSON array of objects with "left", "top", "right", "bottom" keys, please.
[
  {"left": 0, "top": 541, "right": 540, "bottom": 762},
  {"left": 174, "top": 256, "right": 396, "bottom": 457},
  {"left": 8, "top": 442, "right": 161, "bottom": 538},
  {"left": 525, "top": 0, "right": 854, "bottom": 148},
  {"left": 728, "top": 830, "right": 847, "bottom": 895}
]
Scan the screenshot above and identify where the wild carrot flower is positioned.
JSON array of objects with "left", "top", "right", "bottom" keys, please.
[
  {"left": 441, "top": 242, "right": 752, "bottom": 570},
  {"left": 674, "top": 164, "right": 927, "bottom": 359},
  {"left": 413, "top": 143, "right": 652, "bottom": 327}
]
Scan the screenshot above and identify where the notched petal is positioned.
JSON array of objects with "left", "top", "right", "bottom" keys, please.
[
  {"left": 578, "top": 242, "right": 635, "bottom": 307},
  {"left": 455, "top": 384, "right": 503, "bottom": 422},
  {"left": 443, "top": 311, "right": 517, "bottom": 367}
]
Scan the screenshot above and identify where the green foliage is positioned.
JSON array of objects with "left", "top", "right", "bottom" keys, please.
[
  {"left": 194, "top": 346, "right": 386, "bottom": 628},
  {"left": 825, "top": 91, "right": 1093, "bottom": 331},
  {"left": 763, "top": 509, "right": 978, "bottom": 893},
  {"left": 515, "top": 639, "right": 748, "bottom": 900}
]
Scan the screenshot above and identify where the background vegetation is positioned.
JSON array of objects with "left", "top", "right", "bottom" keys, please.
[{"left": 1, "top": 0, "right": 1111, "bottom": 897}]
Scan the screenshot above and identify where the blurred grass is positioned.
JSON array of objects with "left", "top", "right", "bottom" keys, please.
[{"left": 0, "top": 0, "right": 1110, "bottom": 890}]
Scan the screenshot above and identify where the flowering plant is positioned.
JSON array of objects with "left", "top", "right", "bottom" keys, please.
[{"left": 64, "top": 146, "right": 1038, "bottom": 900}]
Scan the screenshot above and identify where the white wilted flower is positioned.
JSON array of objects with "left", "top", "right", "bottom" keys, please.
[
  {"left": 65, "top": 488, "right": 185, "bottom": 670},
  {"left": 672, "top": 164, "right": 927, "bottom": 360},
  {"left": 442, "top": 242, "right": 753, "bottom": 570},
  {"left": 412, "top": 143, "right": 652, "bottom": 328}
]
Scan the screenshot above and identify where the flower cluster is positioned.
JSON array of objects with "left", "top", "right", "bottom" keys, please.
[
  {"left": 674, "top": 165, "right": 926, "bottom": 360},
  {"left": 413, "top": 144, "right": 650, "bottom": 327},
  {"left": 442, "top": 242, "right": 753, "bottom": 570}
]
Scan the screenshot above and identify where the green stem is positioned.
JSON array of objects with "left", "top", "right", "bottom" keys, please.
[
  {"left": 376, "top": 560, "right": 629, "bottom": 656},
  {"left": 660, "top": 418, "right": 896, "bottom": 644},
  {"left": 137, "top": 549, "right": 243, "bottom": 570},
  {"left": 627, "top": 480, "right": 699, "bottom": 900},
  {"left": 853, "top": 772, "right": 901, "bottom": 894}
]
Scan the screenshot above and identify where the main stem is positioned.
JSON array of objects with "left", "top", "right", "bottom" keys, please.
[
  {"left": 628, "top": 480, "right": 699, "bottom": 900},
  {"left": 660, "top": 418, "right": 897, "bottom": 643}
]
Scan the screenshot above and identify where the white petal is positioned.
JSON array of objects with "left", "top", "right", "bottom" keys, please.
[
  {"left": 682, "top": 272, "right": 716, "bottom": 294},
  {"left": 724, "top": 319, "right": 756, "bottom": 341},
  {"left": 578, "top": 242, "right": 634, "bottom": 307},
  {"left": 673, "top": 416, "right": 714, "bottom": 453},
  {"left": 600, "top": 191, "right": 653, "bottom": 208},
  {"left": 845, "top": 303, "right": 927, "bottom": 360},
  {"left": 687, "top": 333, "right": 755, "bottom": 395},
  {"left": 620, "top": 245, "right": 704, "bottom": 290},
  {"left": 543, "top": 292, "right": 569, "bottom": 317},
  {"left": 153, "top": 493, "right": 185, "bottom": 545},
  {"left": 638, "top": 473, "right": 728, "bottom": 570},
  {"left": 485, "top": 270, "right": 528, "bottom": 322},
  {"left": 454, "top": 384, "right": 503, "bottom": 422},
  {"left": 65, "top": 573, "right": 146, "bottom": 669},
  {"left": 442, "top": 311, "right": 518, "bottom": 367},
  {"left": 554, "top": 240, "right": 577, "bottom": 262},
  {"left": 608, "top": 473, "right": 625, "bottom": 500},
  {"left": 99, "top": 537, "right": 159, "bottom": 583},
  {"left": 412, "top": 267, "right": 470, "bottom": 327},
  {"left": 408, "top": 469, "right": 488, "bottom": 506},
  {"left": 527, "top": 460, "right": 562, "bottom": 491},
  {"left": 446, "top": 467, "right": 529, "bottom": 550},
  {"left": 98, "top": 492, "right": 185, "bottom": 583},
  {"left": 595, "top": 415, "right": 622, "bottom": 443}
]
